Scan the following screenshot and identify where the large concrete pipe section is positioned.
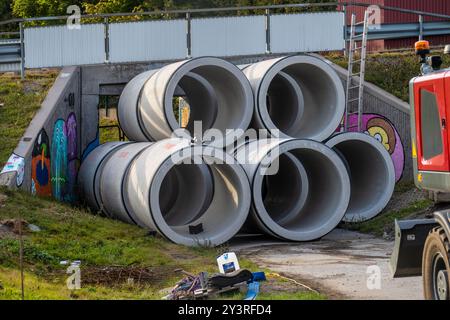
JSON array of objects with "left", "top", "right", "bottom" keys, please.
[
  {"left": 99, "top": 141, "right": 214, "bottom": 228},
  {"left": 326, "top": 132, "right": 395, "bottom": 222},
  {"left": 77, "top": 141, "right": 130, "bottom": 214},
  {"left": 124, "top": 138, "right": 251, "bottom": 246},
  {"left": 242, "top": 55, "right": 345, "bottom": 141},
  {"left": 234, "top": 139, "right": 350, "bottom": 241},
  {"left": 118, "top": 57, "right": 254, "bottom": 148}
]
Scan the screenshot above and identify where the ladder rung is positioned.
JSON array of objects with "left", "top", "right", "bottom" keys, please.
[
  {"left": 351, "top": 73, "right": 360, "bottom": 77},
  {"left": 347, "top": 111, "right": 359, "bottom": 115},
  {"left": 348, "top": 85, "right": 360, "bottom": 90},
  {"left": 347, "top": 98, "right": 359, "bottom": 103},
  {"left": 352, "top": 59, "right": 362, "bottom": 63},
  {"left": 355, "top": 21, "right": 365, "bottom": 26},
  {"left": 351, "top": 46, "right": 362, "bottom": 52}
]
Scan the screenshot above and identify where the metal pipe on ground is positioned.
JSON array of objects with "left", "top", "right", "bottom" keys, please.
[
  {"left": 242, "top": 55, "right": 345, "bottom": 141},
  {"left": 234, "top": 139, "right": 350, "bottom": 241},
  {"left": 326, "top": 132, "right": 396, "bottom": 222},
  {"left": 118, "top": 57, "right": 254, "bottom": 148}
]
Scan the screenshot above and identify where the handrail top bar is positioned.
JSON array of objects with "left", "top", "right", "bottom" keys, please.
[{"left": 1, "top": 1, "right": 450, "bottom": 27}]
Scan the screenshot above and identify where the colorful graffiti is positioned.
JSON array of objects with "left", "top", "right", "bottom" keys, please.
[
  {"left": 51, "top": 119, "right": 68, "bottom": 201},
  {"left": 347, "top": 113, "right": 405, "bottom": 182},
  {"left": 31, "top": 130, "right": 52, "bottom": 196},
  {"left": 66, "top": 113, "right": 79, "bottom": 202},
  {"left": 47, "top": 112, "right": 79, "bottom": 202},
  {"left": 1, "top": 153, "right": 25, "bottom": 187}
]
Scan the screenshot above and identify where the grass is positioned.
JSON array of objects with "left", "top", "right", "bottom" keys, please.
[
  {"left": 342, "top": 199, "right": 433, "bottom": 237},
  {"left": 325, "top": 50, "right": 450, "bottom": 102},
  {"left": 0, "top": 188, "right": 321, "bottom": 300},
  {"left": 0, "top": 70, "right": 59, "bottom": 167}
]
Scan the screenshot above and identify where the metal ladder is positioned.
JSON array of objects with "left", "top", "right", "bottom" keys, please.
[{"left": 343, "top": 10, "right": 369, "bottom": 132}]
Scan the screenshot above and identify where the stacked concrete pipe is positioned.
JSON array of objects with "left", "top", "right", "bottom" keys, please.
[
  {"left": 118, "top": 57, "right": 254, "bottom": 148},
  {"left": 77, "top": 54, "right": 395, "bottom": 246},
  {"left": 78, "top": 138, "right": 251, "bottom": 246},
  {"left": 326, "top": 132, "right": 396, "bottom": 222},
  {"left": 242, "top": 55, "right": 345, "bottom": 141},
  {"left": 234, "top": 139, "right": 351, "bottom": 241}
]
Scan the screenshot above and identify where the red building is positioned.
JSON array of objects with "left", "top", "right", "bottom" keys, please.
[{"left": 338, "top": 0, "right": 450, "bottom": 51}]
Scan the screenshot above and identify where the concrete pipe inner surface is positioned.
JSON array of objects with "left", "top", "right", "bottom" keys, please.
[
  {"left": 326, "top": 132, "right": 396, "bottom": 222},
  {"left": 243, "top": 55, "right": 345, "bottom": 141},
  {"left": 236, "top": 139, "right": 350, "bottom": 241}
]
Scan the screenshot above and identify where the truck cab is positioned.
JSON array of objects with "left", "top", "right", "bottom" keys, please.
[{"left": 391, "top": 41, "right": 450, "bottom": 300}]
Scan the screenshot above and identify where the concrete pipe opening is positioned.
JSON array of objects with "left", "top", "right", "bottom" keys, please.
[
  {"left": 326, "top": 132, "right": 396, "bottom": 222},
  {"left": 243, "top": 55, "right": 345, "bottom": 141},
  {"left": 77, "top": 141, "right": 130, "bottom": 214},
  {"left": 126, "top": 139, "right": 251, "bottom": 246},
  {"left": 119, "top": 57, "right": 254, "bottom": 148},
  {"left": 236, "top": 139, "right": 350, "bottom": 241}
]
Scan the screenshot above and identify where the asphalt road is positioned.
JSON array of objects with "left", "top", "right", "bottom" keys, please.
[{"left": 230, "top": 229, "right": 423, "bottom": 300}]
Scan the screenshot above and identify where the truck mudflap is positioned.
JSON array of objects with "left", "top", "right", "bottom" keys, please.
[{"left": 390, "top": 218, "right": 438, "bottom": 278}]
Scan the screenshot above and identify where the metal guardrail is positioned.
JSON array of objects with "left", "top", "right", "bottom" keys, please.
[
  {"left": 0, "top": 39, "right": 21, "bottom": 63},
  {"left": 352, "top": 21, "right": 450, "bottom": 41},
  {"left": 0, "top": 2, "right": 450, "bottom": 77}
]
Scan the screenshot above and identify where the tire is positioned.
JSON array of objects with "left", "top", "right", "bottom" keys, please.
[{"left": 422, "top": 227, "right": 450, "bottom": 300}]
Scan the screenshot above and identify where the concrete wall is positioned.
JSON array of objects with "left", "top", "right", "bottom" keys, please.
[{"left": 0, "top": 66, "right": 82, "bottom": 202}]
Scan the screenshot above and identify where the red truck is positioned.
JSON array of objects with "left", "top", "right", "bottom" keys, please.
[{"left": 391, "top": 40, "right": 450, "bottom": 300}]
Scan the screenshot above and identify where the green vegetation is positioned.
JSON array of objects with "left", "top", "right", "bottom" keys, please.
[
  {"left": 326, "top": 51, "right": 450, "bottom": 102},
  {"left": 0, "top": 70, "right": 58, "bottom": 167},
  {"left": 0, "top": 188, "right": 323, "bottom": 300},
  {"left": 343, "top": 199, "right": 433, "bottom": 237},
  {"left": 7, "top": 0, "right": 335, "bottom": 19}
]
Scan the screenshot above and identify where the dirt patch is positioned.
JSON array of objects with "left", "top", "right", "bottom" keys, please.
[
  {"left": 383, "top": 187, "right": 427, "bottom": 213},
  {"left": 0, "top": 193, "right": 7, "bottom": 207},
  {"left": 0, "top": 219, "right": 29, "bottom": 239},
  {"left": 79, "top": 265, "right": 176, "bottom": 287}
]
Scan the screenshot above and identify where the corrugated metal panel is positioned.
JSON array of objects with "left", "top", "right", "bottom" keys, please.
[
  {"left": 270, "top": 12, "right": 345, "bottom": 54},
  {"left": 191, "top": 15, "right": 266, "bottom": 57},
  {"left": 109, "top": 20, "right": 186, "bottom": 63},
  {"left": 24, "top": 24, "right": 104, "bottom": 68},
  {"left": 0, "top": 62, "right": 20, "bottom": 72},
  {"left": 385, "top": 0, "right": 450, "bottom": 23},
  {"left": 338, "top": 0, "right": 385, "bottom": 24},
  {"left": 385, "top": 35, "right": 450, "bottom": 50}
]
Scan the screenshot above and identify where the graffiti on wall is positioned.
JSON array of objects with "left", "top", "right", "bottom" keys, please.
[
  {"left": 50, "top": 113, "right": 79, "bottom": 202},
  {"left": 347, "top": 113, "right": 405, "bottom": 182},
  {"left": 1, "top": 153, "right": 25, "bottom": 187},
  {"left": 66, "top": 113, "right": 79, "bottom": 202},
  {"left": 31, "top": 129, "right": 52, "bottom": 196}
]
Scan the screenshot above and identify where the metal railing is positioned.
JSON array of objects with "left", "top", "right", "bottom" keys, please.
[{"left": 1, "top": 2, "right": 450, "bottom": 78}]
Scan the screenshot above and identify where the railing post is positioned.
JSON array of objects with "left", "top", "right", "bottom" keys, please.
[
  {"left": 19, "top": 22, "right": 25, "bottom": 80},
  {"left": 265, "top": 8, "right": 271, "bottom": 54},
  {"left": 343, "top": 4, "right": 347, "bottom": 57},
  {"left": 186, "top": 12, "right": 192, "bottom": 58},
  {"left": 418, "top": 14, "right": 423, "bottom": 41},
  {"left": 104, "top": 17, "right": 110, "bottom": 63}
]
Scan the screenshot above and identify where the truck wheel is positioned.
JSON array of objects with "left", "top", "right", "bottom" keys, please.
[{"left": 423, "top": 227, "right": 450, "bottom": 300}]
